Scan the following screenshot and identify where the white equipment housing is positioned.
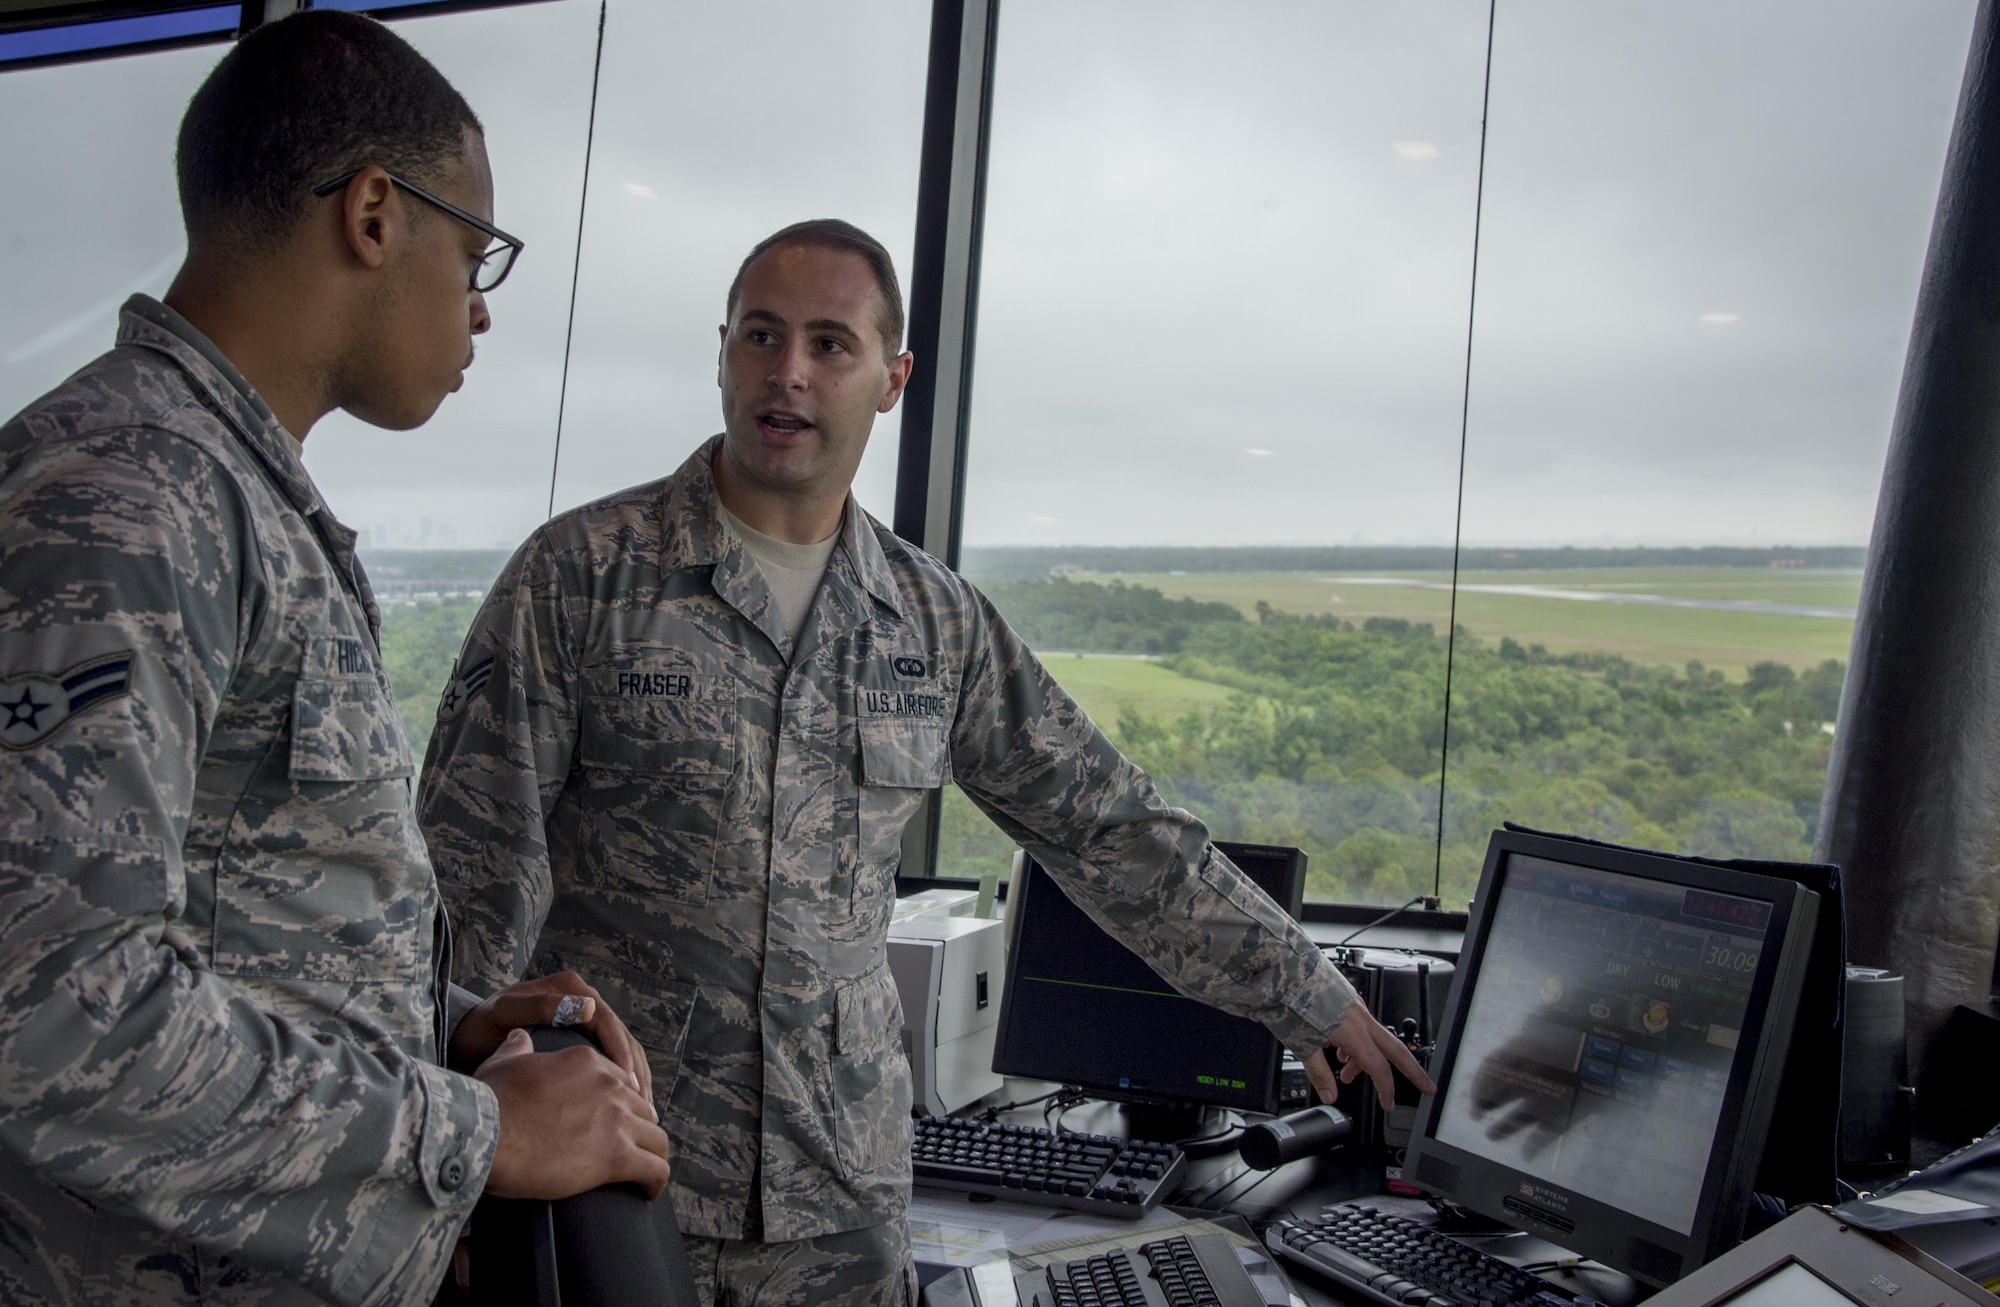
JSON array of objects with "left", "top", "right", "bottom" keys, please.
[{"left": 888, "top": 913, "right": 1006, "bottom": 1116}]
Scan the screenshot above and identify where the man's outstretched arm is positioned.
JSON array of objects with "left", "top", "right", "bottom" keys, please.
[{"left": 946, "top": 584, "right": 1434, "bottom": 1112}]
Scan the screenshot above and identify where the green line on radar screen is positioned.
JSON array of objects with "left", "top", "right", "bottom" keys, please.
[{"left": 1023, "top": 975, "right": 1180, "bottom": 1000}]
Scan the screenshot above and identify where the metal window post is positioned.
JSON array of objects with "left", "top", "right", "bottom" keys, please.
[
  {"left": 241, "top": 0, "right": 301, "bottom": 33},
  {"left": 895, "top": 0, "right": 999, "bottom": 886}
]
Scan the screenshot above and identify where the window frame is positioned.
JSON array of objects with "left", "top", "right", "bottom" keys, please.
[
  {"left": 0, "top": 0, "right": 559, "bottom": 75},
  {"left": 897, "top": 869, "right": 1474, "bottom": 930},
  {"left": 893, "top": 0, "right": 1000, "bottom": 888},
  {"left": 886, "top": 0, "right": 1475, "bottom": 917},
  {"left": 14, "top": 0, "right": 1906, "bottom": 918}
]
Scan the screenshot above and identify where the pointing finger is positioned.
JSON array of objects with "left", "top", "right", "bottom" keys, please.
[
  {"left": 1383, "top": 1028, "right": 1437, "bottom": 1096},
  {"left": 1304, "top": 1049, "right": 1341, "bottom": 1105}
]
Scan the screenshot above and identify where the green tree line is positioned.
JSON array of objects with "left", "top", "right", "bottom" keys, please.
[
  {"left": 378, "top": 577, "right": 1843, "bottom": 907},
  {"left": 979, "top": 579, "right": 1243, "bottom": 654},
  {"left": 944, "top": 578, "right": 1843, "bottom": 906},
  {"left": 378, "top": 597, "right": 483, "bottom": 760}
]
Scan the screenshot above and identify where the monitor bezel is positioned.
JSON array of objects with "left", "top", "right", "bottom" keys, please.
[
  {"left": 1637, "top": 1205, "right": 1998, "bottom": 1307},
  {"left": 990, "top": 840, "right": 1308, "bottom": 1118},
  {"left": 1404, "top": 829, "right": 1819, "bottom": 1287}
]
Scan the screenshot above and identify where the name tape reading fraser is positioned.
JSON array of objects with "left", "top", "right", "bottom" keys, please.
[{"left": 617, "top": 671, "right": 698, "bottom": 698}]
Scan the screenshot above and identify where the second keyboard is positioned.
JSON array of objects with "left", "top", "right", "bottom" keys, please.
[
  {"left": 1016, "top": 1232, "right": 1267, "bottom": 1307},
  {"left": 911, "top": 1115, "right": 1187, "bottom": 1218},
  {"left": 1267, "top": 1203, "right": 1585, "bottom": 1307}
]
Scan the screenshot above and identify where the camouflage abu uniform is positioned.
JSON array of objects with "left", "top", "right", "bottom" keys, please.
[
  {"left": 0, "top": 297, "right": 496, "bottom": 1306},
  {"left": 420, "top": 436, "right": 1359, "bottom": 1245}
]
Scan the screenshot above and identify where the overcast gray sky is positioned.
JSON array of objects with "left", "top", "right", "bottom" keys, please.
[{"left": 0, "top": 0, "right": 1978, "bottom": 551}]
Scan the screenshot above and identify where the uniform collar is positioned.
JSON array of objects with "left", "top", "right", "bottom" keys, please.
[
  {"left": 833, "top": 487, "right": 907, "bottom": 622},
  {"left": 116, "top": 294, "right": 326, "bottom": 521},
  {"left": 117, "top": 295, "right": 379, "bottom": 637},
  {"left": 662, "top": 434, "right": 906, "bottom": 624}
]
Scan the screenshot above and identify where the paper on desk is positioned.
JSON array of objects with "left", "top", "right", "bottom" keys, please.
[
  {"left": 1237, "top": 1241, "right": 1306, "bottom": 1307},
  {"left": 1870, "top": 1190, "right": 1990, "bottom": 1216},
  {"left": 908, "top": 1207, "right": 1010, "bottom": 1268},
  {"left": 968, "top": 1261, "right": 1020, "bottom": 1307},
  {"left": 1839, "top": 1129, "right": 2000, "bottom": 1225}
]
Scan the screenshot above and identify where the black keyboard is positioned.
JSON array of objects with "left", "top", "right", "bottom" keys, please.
[
  {"left": 911, "top": 1115, "right": 1186, "bottom": 1218},
  {"left": 1267, "top": 1204, "right": 1584, "bottom": 1307},
  {"left": 1016, "top": 1232, "right": 1267, "bottom": 1307}
]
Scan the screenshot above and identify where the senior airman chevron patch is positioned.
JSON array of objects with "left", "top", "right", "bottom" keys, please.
[
  {"left": 436, "top": 655, "right": 496, "bottom": 723},
  {"left": 0, "top": 652, "right": 134, "bottom": 750}
]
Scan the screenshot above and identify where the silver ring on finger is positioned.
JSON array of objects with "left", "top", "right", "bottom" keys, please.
[{"left": 551, "top": 994, "right": 588, "bottom": 1028}]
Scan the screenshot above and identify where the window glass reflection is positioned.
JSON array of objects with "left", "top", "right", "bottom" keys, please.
[
  {"left": 950, "top": 0, "right": 1491, "bottom": 903},
  {"left": 316, "top": 0, "right": 928, "bottom": 757},
  {"left": 301, "top": 1, "right": 603, "bottom": 753},
  {"left": 0, "top": 45, "right": 211, "bottom": 422},
  {"left": 546, "top": 0, "right": 929, "bottom": 522},
  {"left": 1436, "top": 0, "right": 1975, "bottom": 904}
]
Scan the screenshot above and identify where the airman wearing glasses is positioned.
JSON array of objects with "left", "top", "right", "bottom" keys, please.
[{"left": 0, "top": 13, "right": 665, "bottom": 1306}]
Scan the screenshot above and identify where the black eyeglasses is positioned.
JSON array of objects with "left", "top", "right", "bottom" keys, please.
[{"left": 312, "top": 167, "right": 525, "bottom": 293}]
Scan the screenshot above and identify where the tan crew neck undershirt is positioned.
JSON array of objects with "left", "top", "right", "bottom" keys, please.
[{"left": 718, "top": 502, "right": 839, "bottom": 651}]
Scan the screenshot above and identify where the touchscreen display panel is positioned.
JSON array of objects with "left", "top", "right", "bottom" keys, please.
[{"left": 1432, "top": 855, "right": 1774, "bottom": 1233}]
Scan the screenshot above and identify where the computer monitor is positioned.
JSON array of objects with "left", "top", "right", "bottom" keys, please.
[
  {"left": 1405, "top": 829, "right": 1821, "bottom": 1287},
  {"left": 990, "top": 841, "right": 1307, "bottom": 1133}
]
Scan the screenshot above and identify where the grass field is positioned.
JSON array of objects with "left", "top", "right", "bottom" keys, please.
[
  {"left": 1093, "top": 568, "right": 1860, "bottom": 674},
  {"left": 1035, "top": 653, "right": 1238, "bottom": 728},
  {"left": 1468, "top": 568, "right": 1862, "bottom": 607}
]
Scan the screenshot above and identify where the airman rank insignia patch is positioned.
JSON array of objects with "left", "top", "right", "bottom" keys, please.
[
  {"left": 0, "top": 652, "right": 134, "bottom": 750},
  {"left": 437, "top": 655, "right": 495, "bottom": 723}
]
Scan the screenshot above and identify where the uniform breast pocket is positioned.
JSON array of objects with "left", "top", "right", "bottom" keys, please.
[
  {"left": 289, "top": 676, "right": 415, "bottom": 782},
  {"left": 577, "top": 681, "right": 738, "bottom": 907},
  {"left": 216, "top": 668, "right": 425, "bottom": 982},
  {"left": 856, "top": 718, "right": 950, "bottom": 866}
]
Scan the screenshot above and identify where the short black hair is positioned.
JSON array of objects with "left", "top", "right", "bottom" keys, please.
[
  {"left": 176, "top": 11, "right": 482, "bottom": 248},
  {"left": 726, "top": 219, "right": 906, "bottom": 355}
]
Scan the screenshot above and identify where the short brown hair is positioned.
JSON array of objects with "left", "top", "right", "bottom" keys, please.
[{"left": 726, "top": 219, "right": 906, "bottom": 355}]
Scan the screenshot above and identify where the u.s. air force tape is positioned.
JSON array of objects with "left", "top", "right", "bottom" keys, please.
[{"left": 859, "top": 689, "right": 948, "bottom": 719}]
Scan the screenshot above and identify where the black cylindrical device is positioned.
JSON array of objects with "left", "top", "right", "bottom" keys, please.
[
  {"left": 1841, "top": 966, "right": 1912, "bottom": 1170},
  {"left": 1239, "top": 1105, "right": 1354, "bottom": 1171}
]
